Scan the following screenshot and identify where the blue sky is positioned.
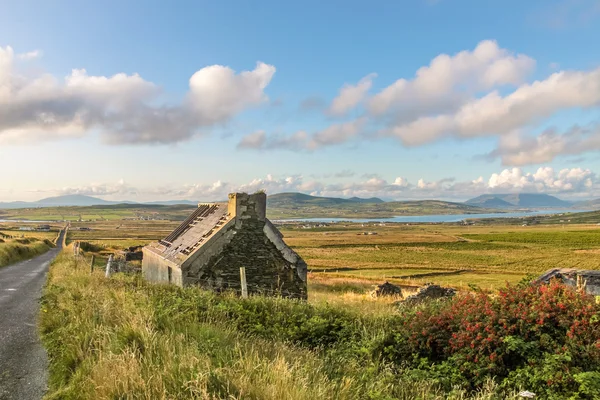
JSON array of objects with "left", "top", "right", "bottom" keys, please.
[{"left": 1, "top": 0, "right": 599, "bottom": 202}]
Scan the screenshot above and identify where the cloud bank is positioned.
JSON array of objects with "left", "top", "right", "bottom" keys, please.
[
  {"left": 0, "top": 45, "right": 275, "bottom": 144},
  {"left": 239, "top": 40, "right": 600, "bottom": 165},
  {"left": 53, "top": 166, "right": 598, "bottom": 202}
]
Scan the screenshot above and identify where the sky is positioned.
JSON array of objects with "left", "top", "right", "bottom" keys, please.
[{"left": 1, "top": 0, "right": 600, "bottom": 202}]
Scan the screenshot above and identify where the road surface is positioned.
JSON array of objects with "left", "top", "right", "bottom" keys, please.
[{"left": 0, "top": 230, "right": 64, "bottom": 400}]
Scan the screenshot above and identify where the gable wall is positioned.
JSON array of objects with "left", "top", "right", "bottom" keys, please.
[{"left": 142, "top": 248, "right": 182, "bottom": 286}]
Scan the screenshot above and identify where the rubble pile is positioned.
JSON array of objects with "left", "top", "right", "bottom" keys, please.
[{"left": 371, "top": 281, "right": 403, "bottom": 298}]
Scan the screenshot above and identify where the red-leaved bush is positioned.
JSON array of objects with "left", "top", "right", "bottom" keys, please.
[{"left": 378, "top": 281, "right": 600, "bottom": 397}]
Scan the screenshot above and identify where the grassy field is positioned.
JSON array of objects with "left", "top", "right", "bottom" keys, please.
[
  {"left": 282, "top": 223, "right": 600, "bottom": 292},
  {"left": 36, "top": 214, "right": 600, "bottom": 398},
  {"left": 0, "top": 204, "right": 196, "bottom": 222},
  {"left": 41, "top": 250, "right": 600, "bottom": 399},
  {"left": 41, "top": 252, "right": 517, "bottom": 399},
  {"left": 61, "top": 217, "right": 600, "bottom": 301}
]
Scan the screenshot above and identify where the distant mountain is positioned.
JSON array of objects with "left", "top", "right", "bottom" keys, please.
[
  {"left": 0, "top": 195, "right": 199, "bottom": 209},
  {"left": 35, "top": 194, "right": 115, "bottom": 206},
  {"left": 266, "top": 193, "right": 500, "bottom": 218},
  {"left": 267, "top": 192, "right": 385, "bottom": 207},
  {"left": 348, "top": 196, "right": 385, "bottom": 204},
  {"left": 466, "top": 193, "right": 572, "bottom": 208}
]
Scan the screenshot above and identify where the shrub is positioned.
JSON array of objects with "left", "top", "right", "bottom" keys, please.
[{"left": 378, "top": 281, "right": 600, "bottom": 398}]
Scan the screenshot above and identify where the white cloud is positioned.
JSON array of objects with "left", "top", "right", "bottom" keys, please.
[
  {"left": 368, "top": 40, "right": 535, "bottom": 117},
  {"left": 328, "top": 73, "right": 376, "bottom": 116},
  {"left": 384, "top": 66, "right": 600, "bottom": 145},
  {"left": 0, "top": 46, "right": 276, "bottom": 144},
  {"left": 488, "top": 167, "right": 594, "bottom": 193},
  {"left": 237, "top": 118, "right": 366, "bottom": 150},
  {"left": 17, "top": 50, "right": 41, "bottom": 60},
  {"left": 34, "top": 166, "right": 600, "bottom": 203},
  {"left": 309, "top": 117, "right": 367, "bottom": 148},
  {"left": 237, "top": 130, "right": 266, "bottom": 149},
  {"left": 59, "top": 179, "right": 137, "bottom": 197},
  {"left": 489, "top": 124, "right": 600, "bottom": 166},
  {"left": 186, "top": 62, "right": 275, "bottom": 124}
]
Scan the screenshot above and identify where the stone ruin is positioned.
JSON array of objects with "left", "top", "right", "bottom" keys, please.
[
  {"left": 142, "top": 192, "right": 307, "bottom": 299},
  {"left": 400, "top": 283, "right": 456, "bottom": 305},
  {"left": 534, "top": 268, "right": 600, "bottom": 296},
  {"left": 371, "top": 281, "right": 403, "bottom": 298}
]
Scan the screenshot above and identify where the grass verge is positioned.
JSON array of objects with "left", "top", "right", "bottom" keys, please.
[{"left": 0, "top": 237, "right": 54, "bottom": 268}]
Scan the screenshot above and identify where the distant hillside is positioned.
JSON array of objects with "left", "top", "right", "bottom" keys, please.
[
  {"left": 573, "top": 198, "right": 600, "bottom": 210},
  {"left": 36, "top": 194, "right": 116, "bottom": 206},
  {"left": 268, "top": 193, "right": 499, "bottom": 219},
  {"left": 466, "top": 193, "right": 572, "bottom": 208},
  {"left": 267, "top": 192, "right": 384, "bottom": 208},
  {"left": 0, "top": 195, "right": 199, "bottom": 209},
  {"left": 347, "top": 196, "right": 385, "bottom": 204}
]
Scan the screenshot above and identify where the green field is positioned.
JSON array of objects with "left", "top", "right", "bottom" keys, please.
[
  {"left": 34, "top": 210, "right": 600, "bottom": 399},
  {"left": 0, "top": 204, "right": 196, "bottom": 222},
  {"left": 60, "top": 216, "right": 600, "bottom": 301}
]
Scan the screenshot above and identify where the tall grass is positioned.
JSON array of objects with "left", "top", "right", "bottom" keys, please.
[
  {"left": 0, "top": 237, "right": 53, "bottom": 268},
  {"left": 41, "top": 253, "right": 511, "bottom": 399}
]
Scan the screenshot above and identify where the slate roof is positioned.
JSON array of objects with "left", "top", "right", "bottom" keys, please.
[{"left": 146, "top": 202, "right": 230, "bottom": 263}]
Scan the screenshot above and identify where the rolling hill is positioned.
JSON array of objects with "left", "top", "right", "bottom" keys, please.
[
  {"left": 466, "top": 193, "right": 572, "bottom": 208},
  {"left": 267, "top": 193, "right": 498, "bottom": 219},
  {"left": 0, "top": 195, "right": 198, "bottom": 209},
  {"left": 267, "top": 192, "right": 384, "bottom": 207}
]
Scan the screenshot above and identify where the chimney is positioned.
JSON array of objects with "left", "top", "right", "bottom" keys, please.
[{"left": 228, "top": 192, "right": 267, "bottom": 221}]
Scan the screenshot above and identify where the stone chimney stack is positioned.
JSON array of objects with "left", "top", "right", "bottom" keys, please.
[{"left": 227, "top": 192, "right": 267, "bottom": 221}]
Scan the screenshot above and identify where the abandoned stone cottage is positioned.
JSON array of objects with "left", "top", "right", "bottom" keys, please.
[{"left": 142, "top": 192, "right": 308, "bottom": 299}]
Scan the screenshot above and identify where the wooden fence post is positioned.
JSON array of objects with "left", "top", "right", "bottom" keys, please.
[
  {"left": 90, "top": 255, "right": 96, "bottom": 273},
  {"left": 240, "top": 267, "right": 248, "bottom": 298},
  {"left": 105, "top": 255, "right": 113, "bottom": 278}
]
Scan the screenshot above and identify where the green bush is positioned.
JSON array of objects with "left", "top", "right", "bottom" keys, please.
[{"left": 377, "top": 281, "right": 600, "bottom": 398}]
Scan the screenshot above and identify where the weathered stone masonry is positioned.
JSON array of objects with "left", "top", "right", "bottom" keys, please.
[{"left": 142, "top": 192, "right": 307, "bottom": 299}]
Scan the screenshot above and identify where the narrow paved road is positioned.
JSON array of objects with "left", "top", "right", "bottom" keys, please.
[{"left": 0, "top": 230, "right": 64, "bottom": 400}]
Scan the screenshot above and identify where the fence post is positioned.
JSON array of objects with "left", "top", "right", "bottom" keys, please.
[
  {"left": 240, "top": 267, "right": 248, "bottom": 298},
  {"left": 105, "top": 254, "right": 113, "bottom": 278},
  {"left": 90, "top": 255, "right": 96, "bottom": 273}
]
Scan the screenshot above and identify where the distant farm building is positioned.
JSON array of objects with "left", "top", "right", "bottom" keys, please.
[{"left": 142, "top": 192, "right": 308, "bottom": 299}]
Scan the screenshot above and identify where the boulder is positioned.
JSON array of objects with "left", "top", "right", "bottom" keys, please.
[{"left": 371, "top": 281, "right": 403, "bottom": 298}]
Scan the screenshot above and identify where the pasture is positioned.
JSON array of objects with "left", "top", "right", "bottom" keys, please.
[{"left": 63, "top": 218, "right": 600, "bottom": 305}]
